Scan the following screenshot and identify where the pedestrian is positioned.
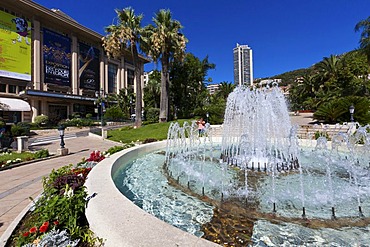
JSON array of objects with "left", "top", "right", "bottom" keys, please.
[{"left": 197, "top": 118, "right": 205, "bottom": 136}]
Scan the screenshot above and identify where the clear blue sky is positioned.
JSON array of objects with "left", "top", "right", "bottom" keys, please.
[{"left": 34, "top": 0, "right": 370, "bottom": 84}]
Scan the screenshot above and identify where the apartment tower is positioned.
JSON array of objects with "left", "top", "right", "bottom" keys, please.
[{"left": 233, "top": 44, "right": 253, "bottom": 86}]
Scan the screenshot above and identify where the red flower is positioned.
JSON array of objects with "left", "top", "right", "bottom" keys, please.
[
  {"left": 86, "top": 150, "right": 105, "bottom": 162},
  {"left": 53, "top": 220, "right": 59, "bottom": 225},
  {"left": 29, "top": 226, "right": 37, "bottom": 233},
  {"left": 39, "top": 224, "right": 48, "bottom": 233},
  {"left": 22, "top": 231, "right": 30, "bottom": 237},
  {"left": 42, "top": 221, "right": 49, "bottom": 227}
]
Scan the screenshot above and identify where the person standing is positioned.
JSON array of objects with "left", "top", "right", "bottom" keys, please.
[{"left": 197, "top": 118, "right": 205, "bottom": 135}]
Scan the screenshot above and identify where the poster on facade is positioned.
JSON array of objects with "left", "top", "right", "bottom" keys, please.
[
  {"left": 0, "top": 10, "right": 32, "bottom": 81},
  {"left": 79, "top": 42, "right": 100, "bottom": 90},
  {"left": 43, "top": 28, "right": 71, "bottom": 86}
]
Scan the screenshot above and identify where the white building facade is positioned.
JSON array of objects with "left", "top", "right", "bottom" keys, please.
[
  {"left": 0, "top": 0, "right": 149, "bottom": 124},
  {"left": 233, "top": 44, "right": 253, "bottom": 86}
]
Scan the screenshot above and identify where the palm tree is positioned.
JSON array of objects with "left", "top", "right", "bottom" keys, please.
[
  {"left": 144, "top": 70, "right": 161, "bottom": 108},
  {"left": 355, "top": 16, "right": 370, "bottom": 63},
  {"left": 317, "top": 55, "right": 341, "bottom": 81},
  {"left": 102, "top": 7, "right": 144, "bottom": 127},
  {"left": 142, "top": 9, "right": 187, "bottom": 122},
  {"left": 217, "top": 82, "right": 235, "bottom": 100}
]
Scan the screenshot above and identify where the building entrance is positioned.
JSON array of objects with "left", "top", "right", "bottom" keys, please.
[{"left": 48, "top": 105, "right": 68, "bottom": 124}]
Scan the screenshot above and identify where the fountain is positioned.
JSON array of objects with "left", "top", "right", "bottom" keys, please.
[{"left": 109, "top": 85, "right": 370, "bottom": 246}]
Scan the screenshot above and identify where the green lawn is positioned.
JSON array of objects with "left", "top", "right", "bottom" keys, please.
[{"left": 107, "top": 119, "right": 192, "bottom": 143}]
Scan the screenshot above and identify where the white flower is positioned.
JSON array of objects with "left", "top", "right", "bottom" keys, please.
[
  {"left": 6, "top": 160, "right": 12, "bottom": 164},
  {"left": 64, "top": 188, "right": 74, "bottom": 198}
]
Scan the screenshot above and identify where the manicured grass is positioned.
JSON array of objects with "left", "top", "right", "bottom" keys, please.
[{"left": 107, "top": 119, "right": 192, "bottom": 143}]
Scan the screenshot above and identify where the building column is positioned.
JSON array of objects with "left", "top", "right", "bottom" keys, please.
[
  {"left": 100, "top": 58, "right": 105, "bottom": 91},
  {"left": 116, "top": 67, "right": 120, "bottom": 94},
  {"left": 104, "top": 59, "right": 108, "bottom": 92},
  {"left": 30, "top": 99, "right": 38, "bottom": 122},
  {"left": 71, "top": 35, "right": 79, "bottom": 95},
  {"left": 32, "top": 19, "right": 41, "bottom": 90},
  {"left": 119, "top": 57, "right": 125, "bottom": 91}
]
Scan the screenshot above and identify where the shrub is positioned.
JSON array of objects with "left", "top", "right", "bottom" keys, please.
[
  {"left": 34, "top": 149, "right": 49, "bottom": 159},
  {"left": 85, "top": 113, "right": 92, "bottom": 119},
  {"left": 11, "top": 122, "right": 30, "bottom": 137},
  {"left": 146, "top": 108, "right": 160, "bottom": 123},
  {"left": 59, "top": 118, "right": 94, "bottom": 127},
  {"left": 34, "top": 115, "right": 49, "bottom": 127},
  {"left": 106, "top": 145, "right": 125, "bottom": 155},
  {"left": 104, "top": 106, "right": 125, "bottom": 121},
  {"left": 314, "top": 131, "right": 330, "bottom": 140},
  {"left": 142, "top": 138, "right": 158, "bottom": 144}
]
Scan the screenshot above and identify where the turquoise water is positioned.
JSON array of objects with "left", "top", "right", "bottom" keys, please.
[
  {"left": 113, "top": 152, "right": 214, "bottom": 237},
  {"left": 113, "top": 148, "right": 370, "bottom": 246}
]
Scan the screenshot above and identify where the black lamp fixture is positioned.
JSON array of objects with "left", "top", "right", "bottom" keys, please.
[
  {"left": 95, "top": 88, "right": 106, "bottom": 131},
  {"left": 58, "top": 125, "right": 65, "bottom": 148},
  {"left": 349, "top": 105, "right": 355, "bottom": 122}
]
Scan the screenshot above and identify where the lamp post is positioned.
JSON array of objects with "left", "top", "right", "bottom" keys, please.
[
  {"left": 349, "top": 105, "right": 355, "bottom": 122},
  {"left": 58, "top": 125, "right": 65, "bottom": 148},
  {"left": 95, "top": 88, "right": 106, "bottom": 138},
  {"left": 57, "top": 125, "right": 68, "bottom": 155}
]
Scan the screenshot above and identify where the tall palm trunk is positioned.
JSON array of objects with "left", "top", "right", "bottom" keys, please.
[
  {"left": 159, "top": 54, "right": 169, "bottom": 122},
  {"left": 132, "top": 42, "right": 142, "bottom": 127}
]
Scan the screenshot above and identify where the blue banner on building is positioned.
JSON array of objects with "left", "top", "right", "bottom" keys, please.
[
  {"left": 43, "top": 28, "right": 71, "bottom": 86},
  {"left": 79, "top": 43, "right": 100, "bottom": 90}
]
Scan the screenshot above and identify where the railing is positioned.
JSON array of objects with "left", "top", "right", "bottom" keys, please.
[{"left": 297, "top": 124, "right": 351, "bottom": 139}]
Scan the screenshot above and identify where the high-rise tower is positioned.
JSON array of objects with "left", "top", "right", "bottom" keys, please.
[{"left": 233, "top": 44, "right": 253, "bottom": 86}]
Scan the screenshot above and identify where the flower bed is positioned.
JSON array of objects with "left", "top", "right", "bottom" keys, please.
[
  {"left": 0, "top": 149, "right": 50, "bottom": 169},
  {"left": 6, "top": 146, "right": 128, "bottom": 247}
]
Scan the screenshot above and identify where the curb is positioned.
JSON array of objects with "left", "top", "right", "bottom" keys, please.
[{"left": 0, "top": 195, "right": 41, "bottom": 247}]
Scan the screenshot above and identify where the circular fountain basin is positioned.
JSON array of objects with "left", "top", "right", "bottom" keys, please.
[{"left": 84, "top": 141, "right": 219, "bottom": 247}]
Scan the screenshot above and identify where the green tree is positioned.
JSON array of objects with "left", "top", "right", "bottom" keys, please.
[
  {"left": 170, "top": 53, "right": 215, "bottom": 118},
  {"left": 142, "top": 9, "right": 187, "bottom": 122},
  {"left": 102, "top": 7, "right": 144, "bottom": 127},
  {"left": 216, "top": 82, "right": 235, "bottom": 100},
  {"left": 144, "top": 70, "right": 161, "bottom": 109},
  {"left": 313, "top": 101, "right": 347, "bottom": 124},
  {"left": 104, "top": 105, "right": 125, "bottom": 121},
  {"left": 355, "top": 16, "right": 370, "bottom": 63},
  {"left": 107, "top": 89, "right": 132, "bottom": 118}
]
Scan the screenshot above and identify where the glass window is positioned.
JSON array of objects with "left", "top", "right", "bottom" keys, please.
[
  {"left": 9, "top": 85, "right": 16, "bottom": 93},
  {"left": 0, "top": 84, "right": 6, "bottom": 92},
  {"left": 108, "top": 64, "right": 117, "bottom": 94}
]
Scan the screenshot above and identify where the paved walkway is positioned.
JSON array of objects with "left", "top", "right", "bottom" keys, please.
[{"left": 0, "top": 133, "right": 118, "bottom": 246}]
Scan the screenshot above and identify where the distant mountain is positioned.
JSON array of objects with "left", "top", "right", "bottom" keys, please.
[
  {"left": 255, "top": 67, "right": 313, "bottom": 86},
  {"left": 261, "top": 50, "right": 360, "bottom": 86},
  {"left": 269, "top": 68, "right": 313, "bottom": 86}
]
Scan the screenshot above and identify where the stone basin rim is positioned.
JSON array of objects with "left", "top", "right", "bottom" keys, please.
[{"left": 84, "top": 140, "right": 219, "bottom": 247}]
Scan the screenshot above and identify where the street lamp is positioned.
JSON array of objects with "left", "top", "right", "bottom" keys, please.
[
  {"left": 349, "top": 105, "right": 355, "bottom": 122},
  {"left": 95, "top": 88, "right": 106, "bottom": 138},
  {"left": 206, "top": 112, "right": 209, "bottom": 123},
  {"left": 58, "top": 125, "right": 65, "bottom": 148}
]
